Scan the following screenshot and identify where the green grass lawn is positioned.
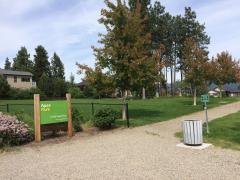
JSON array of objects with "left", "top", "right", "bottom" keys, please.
[
  {"left": 0, "top": 96, "right": 239, "bottom": 128},
  {"left": 203, "top": 111, "right": 240, "bottom": 150}
]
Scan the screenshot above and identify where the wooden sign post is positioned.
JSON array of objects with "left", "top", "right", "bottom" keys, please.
[
  {"left": 34, "top": 93, "right": 73, "bottom": 142},
  {"left": 66, "top": 93, "right": 73, "bottom": 137},
  {"left": 34, "top": 94, "right": 41, "bottom": 142}
]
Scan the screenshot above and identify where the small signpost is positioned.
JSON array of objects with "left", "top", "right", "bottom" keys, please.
[
  {"left": 34, "top": 93, "right": 73, "bottom": 142},
  {"left": 201, "top": 94, "right": 209, "bottom": 134}
]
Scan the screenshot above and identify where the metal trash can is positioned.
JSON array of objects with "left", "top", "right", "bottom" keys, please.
[{"left": 182, "top": 120, "right": 203, "bottom": 146}]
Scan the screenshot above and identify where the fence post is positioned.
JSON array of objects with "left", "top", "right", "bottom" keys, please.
[
  {"left": 126, "top": 103, "right": 129, "bottom": 128},
  {"left": 122, "top": 103, "right": 127, "bottom": 120},
  {"left": 6, "top": 104, "right": 9, "bottom": 113},
  {"left": 91, "top": 102, "right": 94, "bottom": 116}
]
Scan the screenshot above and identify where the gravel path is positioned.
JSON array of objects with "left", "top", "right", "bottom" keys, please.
[{"left": 0, "top": 102, "right": 240, "bottom": 180}]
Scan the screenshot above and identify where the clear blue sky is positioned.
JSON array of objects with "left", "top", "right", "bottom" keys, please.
[{"left": 0, "top": 0, "right": 239, "bottom": 82}]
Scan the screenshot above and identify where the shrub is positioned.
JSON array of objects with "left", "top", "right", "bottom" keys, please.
[
  {"left": 0, "top": 113, "right": 33, "bottom": 146},
  {"left": 72, "top": 108, "right": 84, "bottom": 132},
  {"left": 8, "top": 87, "right": 45, "bottom": 99},
  {"left": 92, "top": 107, "right": 118, "bottom": 129},
  {"left": 68, "top": 87, "right": 84, "bottom": 98},
  {"left": 14, "top": 110, "right": 34, "bottom": 129},
  {"left": 0, "top": 75, "right": 10, "bottom": 98}
]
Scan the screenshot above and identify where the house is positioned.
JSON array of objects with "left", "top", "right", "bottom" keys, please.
[
  {"left": 0, "top": 69, "right": 36, "bottom": 89},
  {"left": 76, "top": 80, "right": 88, "bottom": 91},
  {"left": 208, "top": 83, "right": 240, "bottom": 97}
]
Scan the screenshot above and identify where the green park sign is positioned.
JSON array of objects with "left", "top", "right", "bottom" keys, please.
[
  {"left": 40, "top": 101, "right": 68, "bottom": 125},
  {"left": 34, "top": 94, "right": 73, "bottom": 142},
  {"left": 201, "top": 94, "right": 209, "bottom": 103}
]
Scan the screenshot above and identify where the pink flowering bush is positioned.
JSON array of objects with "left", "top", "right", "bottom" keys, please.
[{"left": 0, "top": 112, "right": 33, "bottom": 146}]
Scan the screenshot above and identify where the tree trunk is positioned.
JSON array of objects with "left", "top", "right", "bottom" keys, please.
[
  {"left": 179, "top": 70, "right": 183, "bottom": 96},
  {"left": 155, "top": 83, "right": 159, "bottom": 98},
  {"left": 193, "top": 87, "right": 197, "bottom": 106},
  {"left": 219, "top": 85, "right": 223, "bottom": 98},
  {"left": 165, "top": 67, "right": 168, "bottom": 96},
  {"left": 122, "top": 90, "right": 128, "bottom": 120},
  {"left": 170, "top": 66, "right": 173, "bottom": 96},
  {"left": 142, "top": 87, "right": 146, "bottom": 100}
]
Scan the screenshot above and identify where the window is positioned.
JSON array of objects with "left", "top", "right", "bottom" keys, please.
[
  {"left": 21, "top": 77, "right": 30, "bottom": 82},
  {"left": 14, "top": 76, "right": 17, "bottom": 83}
]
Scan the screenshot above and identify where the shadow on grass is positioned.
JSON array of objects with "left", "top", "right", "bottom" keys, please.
[{"left": 129, "top": 109, "right": 163, "bottom": 119}]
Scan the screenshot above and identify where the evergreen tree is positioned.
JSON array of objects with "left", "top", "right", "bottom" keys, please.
[
  {"left": 4, "top": 57, "right": 11, "bottom": 70},
  {"left": 51, "top": 52, "right": 65, "bottom": 80},
  {"left": 52, "top": 78, "right": 67, "bottom": 97},
  {"left": 70, "top": 73, "right": 75, "bottom": 87},
  {"left": 0, "top": 75, "right": 10, "bottom": 98},
  {"left": 33, "top": 45, "right": 51, "bottom": 83},
  {"left": 12, "top": 47, "right": 33, "bottom": 72},
  {"left": 38, "top": 73, "right": 53, "bottom": 97}
]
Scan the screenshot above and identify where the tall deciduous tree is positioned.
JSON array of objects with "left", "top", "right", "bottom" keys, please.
[
  {"left": 4, "top": 57, "right": 11, "bottom": 70},
  {"left": 77, "top": 63, "right": 114, "bottom": 98},
  {"left": 12, "top": 47, "right": 33, "bottom": 72},
  {"left": 93, "top": 0, "right": 155, "bottom": 99},
  {"left": 33, "top": 45, "right": 51, "bottom": 84},
  {"left": 51, "top": 52, "right": 65, "bottom": 80},
  {"left": 182, "top": 38, "right": 209, "bottom": 106},
  {"left": 210, "top": 51, "right": 240, "bottom": 98}
]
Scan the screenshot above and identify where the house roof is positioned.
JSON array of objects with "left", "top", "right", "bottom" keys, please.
[
  {"left": 0, "top": 69, "right": 33, "bottom": 76},
  {"left": 76, "top": 80, "right": 88, "bottom": 87},
  {"left": 209, "top": 83, "right": 240, "bottom": 92}
]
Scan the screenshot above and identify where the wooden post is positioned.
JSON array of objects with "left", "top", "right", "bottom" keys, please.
[
  {"left": 34, "top": 94, "right": 41, "bottom": 142},
  {"left": 66, "top": 93, "right": 73, "bottom": 137}
]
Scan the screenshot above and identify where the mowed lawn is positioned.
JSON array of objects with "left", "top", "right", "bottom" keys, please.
[
  {"left": 0, "top": 97, "right": 239, "bottom": 128},
  {"left": 204, "top": 111, "right": 240, "bottom": 150}
]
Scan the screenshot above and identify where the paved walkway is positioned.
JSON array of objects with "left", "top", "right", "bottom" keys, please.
[{"left": 0, "top": 102, "right": 240, "bottom": 180}]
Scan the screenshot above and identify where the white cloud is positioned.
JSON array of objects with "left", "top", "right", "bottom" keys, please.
[
  {"left": 0, "top": 0, "right": 105, "bottom": 82},
  {"left": 0, "top": 0, "right": 240, "bottom": 83}
]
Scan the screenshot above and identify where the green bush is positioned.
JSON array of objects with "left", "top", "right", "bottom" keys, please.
[
  {"left": 72, "top": 108, "right": 84, "bottom": 132},
  {"left": 0, "top": 75, "right": 10, "bottom": 98},
  {"left": 13, "top": 110, "right": 34, "bottom": 129},
  {"left": 68, "top": 87, "right": 84, "bottom": 98},
  {"left": 92, "top": 108, "right": 118, "bottom": 129},
  {"left": 7, "top": 87, "right": 45, "bottom": 99}
]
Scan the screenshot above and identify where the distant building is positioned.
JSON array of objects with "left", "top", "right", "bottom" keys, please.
[
  {"left": 208, "top": 83, "right": 240, "bottom": 97},
  {"left": 76, "top": 80, "right": 88, "bottom": 91},
  {"left": 0, "top": 69, "right": 36, "bottom": 89}
]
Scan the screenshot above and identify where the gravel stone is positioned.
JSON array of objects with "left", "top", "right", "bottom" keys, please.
[{"left": 0, "top": 102, "right": 240, "bottom": 180}]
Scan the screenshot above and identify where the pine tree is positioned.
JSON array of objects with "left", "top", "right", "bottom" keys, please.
[
  {"left": 12, "top": 47, "right": 33, "bottom": 72},
  {"left": 33, "top": 45, "right": 51, "bottom": 84},
  {"left": 51, "top": 52, "right": 65, "bottom": 80},
  {"left": 70, "top": 73, "right": 75, "bottom": 87},
  {"left": 0, "top": 75, "right": 10, "bottom": 97},
  {"left": 38, "top": 73, "right": 53, "bottom": 97},
  {"left": 4, "top": 57, "right": 11, "bottom": 70}
]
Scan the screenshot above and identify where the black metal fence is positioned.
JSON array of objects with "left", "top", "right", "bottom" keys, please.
[{"left": 0, "top": 102, "right": 130, "bottom": 127}]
